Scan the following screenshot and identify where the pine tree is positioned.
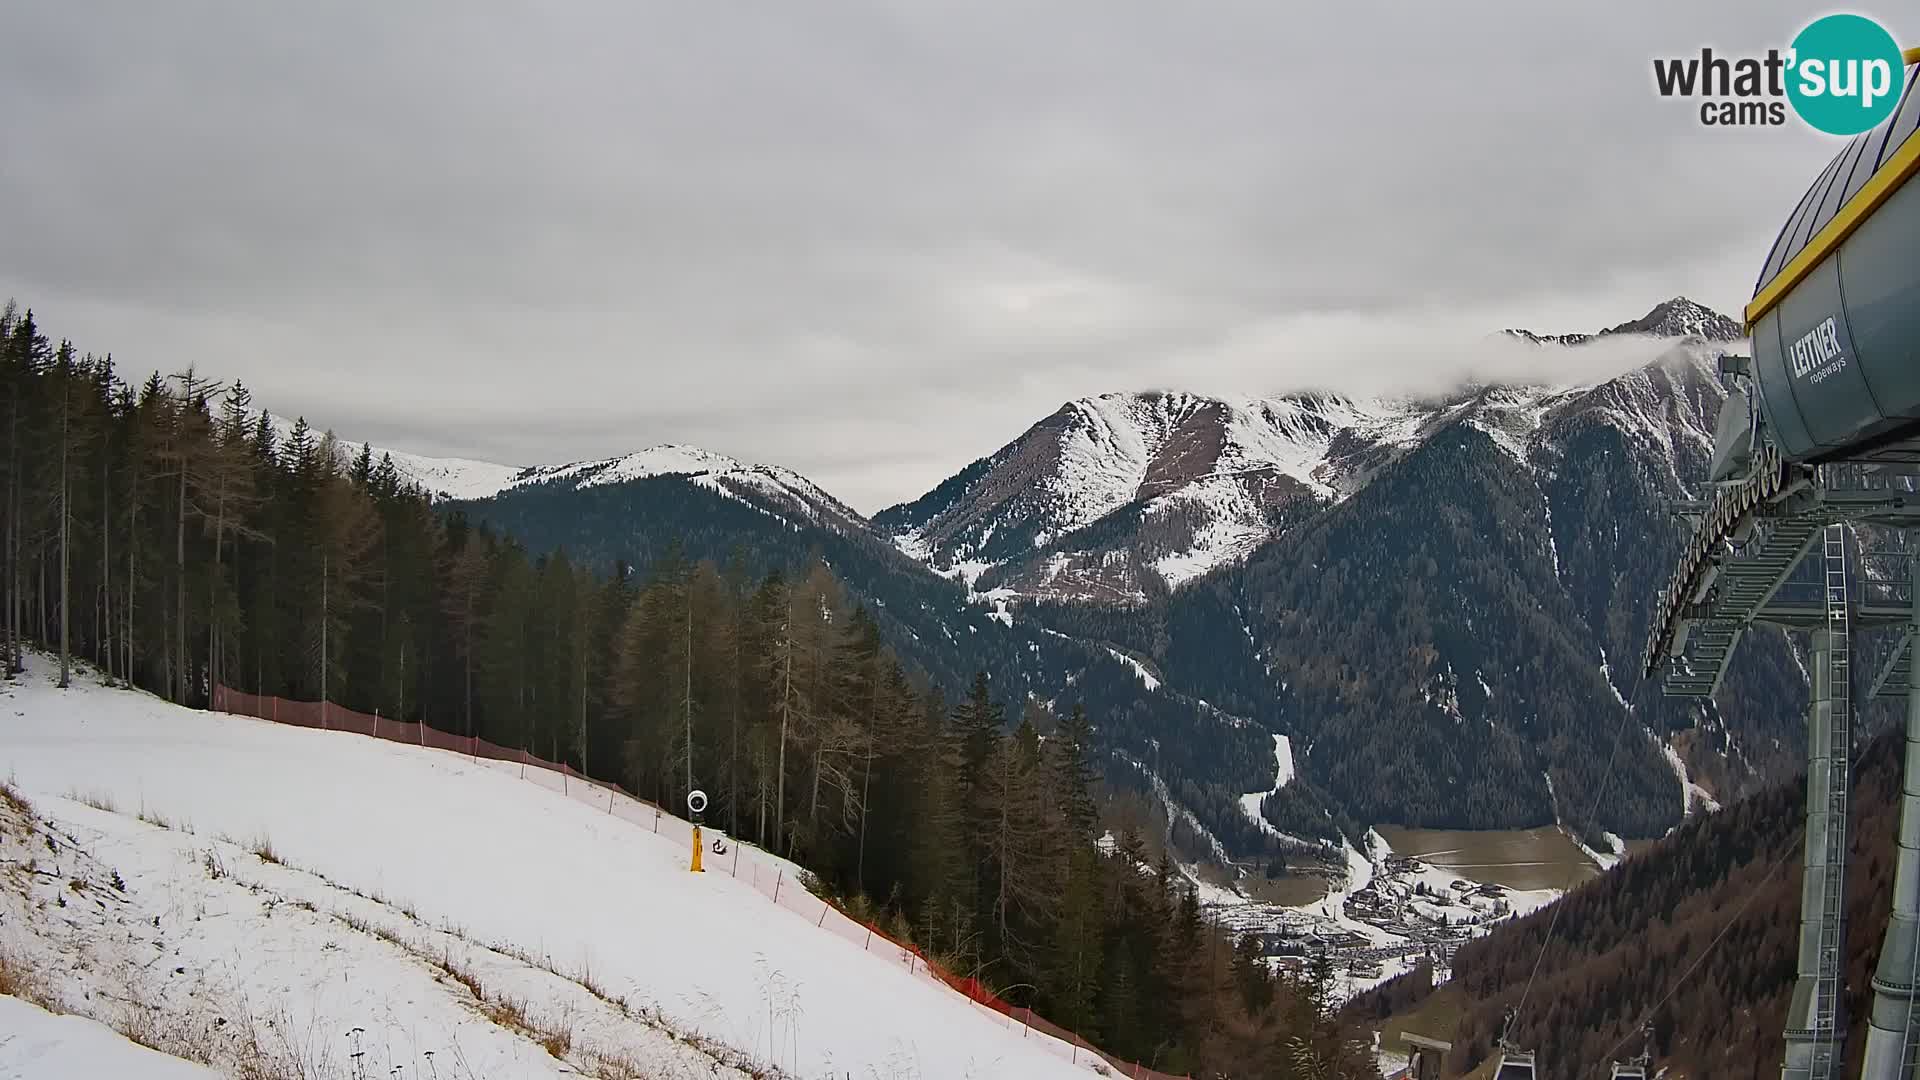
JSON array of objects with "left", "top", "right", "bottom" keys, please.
[
  {"left": 480, "top": 545, "right": 535, "bottom": 750},
  {"left": 308, "top": 438, "right": 381, "bottom": 723},
  {"left": 48, "top": 341, "right": 100, "bottom": 687},
  {"left": 202, "top": 382, "right": 266, "bottom": 698},
  {"left": 161, "top": 368, "right": 218, "bottom": 704},
  {"left": 441, "top": 528, "right": 489, "bottom": 740},
  {"left": 4, "top": 311, "right": 53, "bottom": 677},
  {"left": 1050, "top": 704, "right": 1099, "bottom": 844},
  {"left": 1047, "top": 844, "right": 1106, "bottom": 1034},
  {"left": 981, "top": 714, "right": 1063, "bottom": 970}
]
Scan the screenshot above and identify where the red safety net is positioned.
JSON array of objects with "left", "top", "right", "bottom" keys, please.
[{"left": 210, "top": 686, "right": 1190, "bottom": 1080}]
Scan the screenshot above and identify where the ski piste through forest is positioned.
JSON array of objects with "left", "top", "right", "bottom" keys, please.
[{"left": 0, "top": 301, "right": 1384, "bottom": 1077}]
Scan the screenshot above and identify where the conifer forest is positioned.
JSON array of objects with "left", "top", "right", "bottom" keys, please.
[{"left": 0, "top": 301, "right": 1378, "bottom": 1077}]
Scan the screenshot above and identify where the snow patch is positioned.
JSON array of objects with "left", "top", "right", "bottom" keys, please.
[
  {"left": 1236, "top": 734, "right": 1296, "bottom": 839},
  {"left": 0, "top": 997, "right": 218, "bottom": 1079},
  {"left": 1567, "top": 827, "right": 1624, "bottom": 872},
  {"left": 1178, "top": 863, "right": 1250, "bottom": 909},
  {"left": 1600, "top": 649, "right": 1631, "bottom": 710},
  {"left": 1107, "top": 648, "right": 1161, "bottom": 691},
  {"left": 1657, "top": 734, "right": 1705, "bottom": 817}
]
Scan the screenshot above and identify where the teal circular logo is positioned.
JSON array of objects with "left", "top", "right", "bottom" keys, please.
[{"left": 1786, "top": 14, "right": 1905, "bottom": 135}]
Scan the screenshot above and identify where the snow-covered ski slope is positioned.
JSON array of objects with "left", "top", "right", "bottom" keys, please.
[
  {"left": 0, "top": 658, "right": 1107, "bottom": 1080},
  {"left": 0, "top": 997, "right": 218, "bottom": 1079}
]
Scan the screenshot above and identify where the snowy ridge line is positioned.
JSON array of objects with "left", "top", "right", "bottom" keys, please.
[
  {"left": 207, "top": 683, "right": 1182, "bottom": 1080},
  {"left": 263, "top": 413, "right": 862, "bottom": 528}
]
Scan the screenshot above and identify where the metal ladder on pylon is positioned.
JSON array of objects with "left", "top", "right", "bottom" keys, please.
[{"left": 1813, "top": 522, "right": 1853, "bottom": 1078}]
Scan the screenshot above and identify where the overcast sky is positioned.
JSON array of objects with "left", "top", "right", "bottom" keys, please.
[{"left": 0, "top": 2, "right": 1884, "bottom": 511}]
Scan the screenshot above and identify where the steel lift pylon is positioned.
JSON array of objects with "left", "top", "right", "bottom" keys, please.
[{"left": 1647, "top": 441, "right": 1920, "bottom": 1079}]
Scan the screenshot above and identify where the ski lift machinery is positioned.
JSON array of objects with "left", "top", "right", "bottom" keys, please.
[{"left": 1643, "top": 47, "right": 1920, "bottom": 1080}]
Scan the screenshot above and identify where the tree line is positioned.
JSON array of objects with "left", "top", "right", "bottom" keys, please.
[{"left": 0, "top": 302, "right": 1379, "bottom": 1078}]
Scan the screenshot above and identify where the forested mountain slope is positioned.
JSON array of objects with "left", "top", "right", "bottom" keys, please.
[
  {"left": 446, "top": 451, "right": 1308, "bottom": 860},
  {"left": 444, "top": 299, "right": 1816, "bottom": 849},
  {"left": 1348, "top": 728, "right": 1909, "bottom": 1079},
  {"left": 1021, "top": 336, "right": 1810, "bottom": 843}
]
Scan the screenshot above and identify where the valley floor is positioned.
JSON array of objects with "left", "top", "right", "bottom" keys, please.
[{"left": 1202, "top": 823, "right": 1588, "bottom": 1036}]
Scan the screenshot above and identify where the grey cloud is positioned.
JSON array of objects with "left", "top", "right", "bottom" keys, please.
[{"left": 0, "top": 1, "right": 1870, "bottom": 511}]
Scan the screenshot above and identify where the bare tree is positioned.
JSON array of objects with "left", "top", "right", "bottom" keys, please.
[
  {"left": 52, "top": 344, "right": 79, "bottom": 686},
  {"left": 201, "top": 383, "right": 267, "bottom": 698},
  {"left": 154, "top": 368, "right": 218, "bottom": 703}
]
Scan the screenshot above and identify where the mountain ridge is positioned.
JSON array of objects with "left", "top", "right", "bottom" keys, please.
[
  {"left": 298, "top": 297, "right": 1798, "bottom": 870},
  {"left": 272, "top": 411, "right": 863, "bottom": 532},
  {"left": 1502, "top": 294, "right": 1745, "bottom": 347},
  {"left": 875, "top": 299, "right": 1740, "bottom": 606}
]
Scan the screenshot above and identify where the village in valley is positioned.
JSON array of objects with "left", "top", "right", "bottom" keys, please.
[{"left": 1196, "top": 837, "right": 1572, "bottom": 1000}]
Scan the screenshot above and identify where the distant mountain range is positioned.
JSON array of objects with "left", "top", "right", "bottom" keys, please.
[{"left": 293, "top": 298, "right": 1819, "bottom": 891}]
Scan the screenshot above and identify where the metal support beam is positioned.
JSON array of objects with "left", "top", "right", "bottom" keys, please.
[
  {"left": 1872, "top": 635, "right": 1915, "bottom": 701},
  {"left": 1861, "top": 550, "right": 1920, "bottom": 1079},
  {"left": 1782, "top": 582, "right": 1852, "bottom": 1079}
]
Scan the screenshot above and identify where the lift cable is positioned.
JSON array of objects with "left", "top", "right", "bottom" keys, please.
[
  {"left": 1580, "top": 726, "right": 1885, "bottom": 1078},
  {"left": 1511, "top": 690, "right": 1638, "bottom": 1030}
]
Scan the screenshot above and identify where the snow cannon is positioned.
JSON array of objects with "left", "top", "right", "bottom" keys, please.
[
  {"left": 1739, "top": 50, "right": 1920, "bottom": 468},
  {"left": 687, "top": 789, "right": 708, "bottom": 873}
]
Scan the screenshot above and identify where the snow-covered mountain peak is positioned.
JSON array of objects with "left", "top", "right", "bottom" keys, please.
[
  {"left": 471, "top": 444, "right": 867, "bottom": 533},
  {"left": 262, "top": 415, "right": 860, "bottom": 530},
  {"left": 1031, "top": 388, "right": 1431, "bottom": 524},
  {"left": 1605, "top": 296, "right": 1744, "bottom": 342},
  {"left": 520, "top": 444, "right": 750, "bottom": 488},
  {"left": 1504, "top": 297, "right": 1743, "bottom": 347},
  {"left": 882, "top": 306, "right": 1739, "bottom": 604},
  {"left": 875, "top": 388, "right": 1453, "bottom": 601}
]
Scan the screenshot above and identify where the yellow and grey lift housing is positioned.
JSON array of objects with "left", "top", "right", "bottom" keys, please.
[
  {"left": 1645, "top": 49, "right": 1920, "bottom": 684},
  {"left": 1746, "top": 46, "right": 1920, "bottom": 466}
]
